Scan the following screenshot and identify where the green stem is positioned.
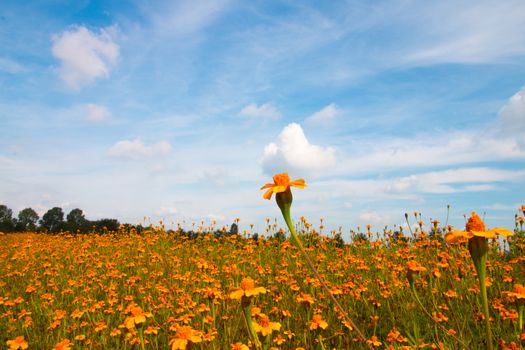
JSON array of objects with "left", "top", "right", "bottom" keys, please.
[
  {"left": 277, "top": 194, "right": 372, "bottom": 349},
  {"left": 241, "top": 299, "right": 261, "bottom": 350},
  {"left": 473, "top": 257, "right": 493, "bottom": 350},
  {"left": 518, "top": 305, "right": 523, "bottom": 332},
  {"left": 138, "top": 327, "right": 146, "bottom": 350},
  {"left": 410, "top": 283, "right": 472, "bottom": 350}
]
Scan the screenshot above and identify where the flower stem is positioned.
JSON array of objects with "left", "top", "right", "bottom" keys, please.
[
  {"left": 470, "top": 237, "right": 493, "bottom": 350},
  {"left": 277, "top": 191, "right": 371, "bottom": 349},
  {"left": 409, "top": 283, "right": 471, "bottom": 350},
  {"left": 518, "top": 305, "right": 523, "bottom": 332},
  {"left": 241, "top": 298, "right": 261, "bottom": 350}
]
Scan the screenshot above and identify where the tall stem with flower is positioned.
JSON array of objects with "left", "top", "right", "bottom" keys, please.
[
  {"left": 261, "top": 173, "right": 371, "bottom": 348},
  {"left": 445, "top": 212, "right": 513, "bottom": 350}
]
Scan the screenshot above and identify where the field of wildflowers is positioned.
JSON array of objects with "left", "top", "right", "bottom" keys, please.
[{"left": 1, "top": 175, "right": 524, "bottom": 349}]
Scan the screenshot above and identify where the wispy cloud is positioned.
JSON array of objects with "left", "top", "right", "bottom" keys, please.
[
  {"left": 239, "top": 103, "right": 281, "bottom": 119},
  {"left": 139, "top": 0, "right": 232, "bottom": 36},
  {"left": 399, "top": 1, "right": 525, "bottom": 65},
  {"left": 0, "top": 57, "right": 27, "bottom": 74},
  {"left": 385, "top": 167, "right": 525, "bottom": 194},
  {"left": 306, "top": 103, "right": 339, "bottom": 124},
  {"left": 84, "top": 104, "right": 112, "bottom": 122},
  {"left": 497, "top": 85, "right": 525, "bottom": 134},
  {"left": 108, "top": 139, "right": 172, "bottom": 160},
  {"left": 52, "top": 26, "right": 120, "bottom": 90}
]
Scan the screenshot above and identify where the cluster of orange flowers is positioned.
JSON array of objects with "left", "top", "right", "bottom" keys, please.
[{"left": 1, "top": 195, "right": 524, "bottom": 348}]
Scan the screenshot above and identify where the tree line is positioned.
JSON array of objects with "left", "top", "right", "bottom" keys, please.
[{"left": 0, "top": 204, "right": 120, "bottom": 233}]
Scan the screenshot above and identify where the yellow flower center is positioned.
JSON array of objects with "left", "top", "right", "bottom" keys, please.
[{"left": 465, "top": 212, "right": 485, "bottom": 232}]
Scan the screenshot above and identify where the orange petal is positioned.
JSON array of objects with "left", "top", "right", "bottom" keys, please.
[
  {"left": 472, "top": 230, "right": 496, "bottom": 239},
  {"left": 271, "top": 185, "right": 288, "bottom": 193},
  {"left": 263, "top": 188, "right": 274, "bottom": 200},
  {"left": 492, "top": 227, "right": 514, "bottom": 237},
  {"left": 260, "top": 183, "right": 275, "bottom": 190},
  {"left": 290, "top": 179, "right": 306, "bottom": 188},
  {"left": 445, "top": 230, "right": 469, "bottom": 244},
  {"left": 229, "top": 290, "right": 245, "bottom": 300}
]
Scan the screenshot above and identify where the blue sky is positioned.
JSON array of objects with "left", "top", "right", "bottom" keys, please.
[{"left": 1, "top": 0, "right": 524, "bottom": 236}]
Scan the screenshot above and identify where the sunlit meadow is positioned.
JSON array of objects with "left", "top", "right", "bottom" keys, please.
[{"left": 1, "top": 190, "right": 524, "bottom": 349}]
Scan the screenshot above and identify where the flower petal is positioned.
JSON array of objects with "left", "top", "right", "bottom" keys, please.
[
  {"left": 445, "top": 230, "right": 469, "bottom": 244},
  {"left": 260, "top": 183, "right": 275, "bottom": 190},
  {"left": 263, "top": 188, "right": 274, "bottom": 200},
  {"left": 271, "top": 185, "right": 288, "bottom": 193},
  {"left": 492, "top": 227, "right": 514, "bottom": 237},
  {"left": 290, "top": 179, "right": 306, "bottom": 188},
  {"left": 229, "top": 290, "right": 245, "bottom": 300},
  {"left": 472, "top": 230, "right": 496, "bottom": 239}
]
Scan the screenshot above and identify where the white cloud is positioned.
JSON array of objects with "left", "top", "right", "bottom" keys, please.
[
  {"left": 498, "top": 86, "right": 525, "bottom": 134},
  {"left": 142, "top": 0, "right": 231, "bottom": 36},
  {"left": 85, "top": 104, "right": 111, "bottom": 122},
  {"left": 156, "top": 206, "right": 178, "bottom": 216},
  {"left": 336, "top": 130, "right": 525, "bottom": 175},
  {"left": 108, "top": 139, "right": 172, "bottom": 160},
  {"left": 306, "top": 103, "right": 339, "bottom": 123},
  {"left": 239, "top": 103, "right": 281, "bottom": 119},
  {"left": 0, "top": 57, "right": 26, "bottom": 74},
  {"left": 207, "top": 213, "right": 225, "bottom": 222},
  {"left": 202, "top": 168, "right": 228, "bottom": 186},
  {"left": 261, "top": 123, "right": 336, "bottom": 175},
  {"left": 52, "top": 26, "right": 119, "bottom": 90},
  {"left": 385, "top": 167, "right": 525, "bottom": 194},
  {"left": 358, "top": 211, "right": 387, "bottom": 226},
  {"left": 398, "top": 1, "right": 525, "bottom": 65}
]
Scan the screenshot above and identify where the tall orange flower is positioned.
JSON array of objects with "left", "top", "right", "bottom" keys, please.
[
  {"left": 445, "top": 212, "right": 513, "bottom": 244},
  {"left": 260, "top": 173, "right": 306, "bottom": 200},
  {"left": 445, "top": 212, "right": 513, "bottom": 350}
]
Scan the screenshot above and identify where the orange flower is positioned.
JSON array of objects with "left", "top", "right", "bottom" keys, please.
[
  {"left": 123, "top": 304, "right": 152, "bottom": 329},
  {"left": 252, "top": 314, "right": 281, "bottom": 336},
  {"left": 504, "top": 284, "right": 525, "bottom": 302},
  {"left": 445, "top": 212, "right": 513, "bottom": 244},
  {"left": 169, "top": 326, "right": 203, "bottom": 350},
  {"left": 406, "top": 260, "right": 427, "bottom": 273},
  {"left": 6, "top": 336, "right": 28, "bottom": 350},
  {"left": 309, "top": 314, "right": 328, "bottom": 330},
  {"left": 54, "top": 339, "right": 72, "bottom": 350},
  {"left": 229, "top": 277, "right": 267, "bottom": 300},
  {"left": 231, "top": 343, "right": 249, "bottom": 350},
  {"left": 260, "top": 173, "right": 306, "bottom": 200}
]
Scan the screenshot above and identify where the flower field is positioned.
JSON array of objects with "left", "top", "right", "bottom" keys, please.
[{"left": 1, "top": 210, "right": 524, "bottom": 349}]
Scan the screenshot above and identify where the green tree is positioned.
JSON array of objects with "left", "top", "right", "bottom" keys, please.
[
  {"left": 93, "top": 218, "right": 120, "bottom": 233},
  {"left": 40, "top": 207, "right": 65, "bottom": 232},
  {"left": 66, "top": 208, "right": 88, "bottom": 233},
  {"left": 16, "top": 208, "right": 39, "bottom": 231},
  {"left": 0, "top": 204, "right": 15, "bottom": 232},
  {"left": 229, "top": 222, "right": 239, "bottom": 236}
]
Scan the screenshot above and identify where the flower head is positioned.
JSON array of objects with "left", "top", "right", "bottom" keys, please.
[
  {"left": 169, "top": 326, "right": 203, "bottom": 350},
  {"left": 309, "top": 314, "right": 328, "bottom": 330},
  {"left": 445, "top": 212, "right": 513, "bottom": 244},
  {"left": 6, "top": 336, "right": 28, "bottom": 350},
  {"left": 229, "top": 277, "right": 267, "bottom": 300},
  {"left": 504, "top": 284, "right": 525, "bottom": 303},
  {"left": 260, "top": 173, "right": 306, "bottom": 200},
  {"left": 252, "top": 313, "right": 281, "bottom": 336}
]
